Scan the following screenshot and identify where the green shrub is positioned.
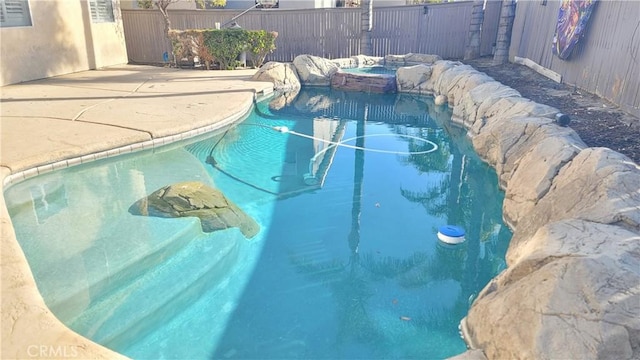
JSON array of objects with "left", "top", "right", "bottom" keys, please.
[
  {"left": 170, "top": 28, "right": 277, "bottom": 70},
  {"left": 203, "top": 29, "right": 250, "bottom": 70},
  {"left": 247, "top": 30, "right": 278, "bottom": 68}
]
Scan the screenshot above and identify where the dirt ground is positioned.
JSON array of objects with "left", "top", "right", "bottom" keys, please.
[{"left": 463, "top": 57, "right": 640, "bottom": 165}]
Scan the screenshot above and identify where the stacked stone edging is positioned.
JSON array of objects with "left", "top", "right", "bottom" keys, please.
[{"left": 252, "top": 54, "right": 640, "bottom": 360}]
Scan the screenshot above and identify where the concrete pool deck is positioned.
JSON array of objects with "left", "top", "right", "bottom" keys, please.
[{"left": 0, "top": 65, "right": 272, "bottom": 359}]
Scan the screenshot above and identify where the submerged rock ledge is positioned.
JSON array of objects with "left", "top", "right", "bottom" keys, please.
[
  {"left": 129, "top": 181, "right": 260, "bottom": 239},
  {"left": 254, "top": 53, "right": 640, "bottom": 359}
]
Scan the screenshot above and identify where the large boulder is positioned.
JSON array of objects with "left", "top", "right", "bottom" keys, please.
[
  {"left": 432, "top": 64, "right": 476, "bottom": 102},
  {"left": 404, "top": 53, "right": 442, "bottom": 65},
  {"left": 129, "top": 181, "right": 260, "bottom": 238},
  {"left": 430, "top": 66, "right": 494, "bottom": 110},
  {"left": 424, "top": 60, "right": 460, "bottom": 94},
  {"left": 384, "top": 53, "right": 442, "bottom": 67},
  {"left": 463, "top": 219, "right": 640, "bottom": 360},
  {"left": 507, "top": 147, "right": 640, "bottom": 264},
  {"left": 396, "top": 64, "right": 433, "bottom": 93},
  {"left": 481, "top": 97, "right": 559, "bottom": 125},
  {"left": 445, "top": 70, "right": 494, "bottom": 109},
  {"left": 384, "top": 54, "right": 408, "bottom": 66},
  {"left": 453, "top": 81, "right": 521, "bottom": 131},
  {"left": 471, "top": 117, "right": 555, "bottom": 187},
  {"left": 251, "top": 61, "right": 300, "bottom": 91},
  {"left": 331, "top": 57, "right": 358, "bottom": 69},
  {"left": 462, "top": 97, "right": 559, "bottom": 142},
  {"left": 293, "top": 54, "right": 340, "bottom": 86},
  {"left": 503, "top": 132, "right": 586, "bottom": 227},
  {"left": 351, "top": 54, "right": 384, "bottom": 67},
  {"left": 472, "top": 117, "right": 586, "bottom": 189}
]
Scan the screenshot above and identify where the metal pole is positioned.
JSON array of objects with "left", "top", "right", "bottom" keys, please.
[{"left": 221, "top": 3, "right": 260, "bottom": 28}]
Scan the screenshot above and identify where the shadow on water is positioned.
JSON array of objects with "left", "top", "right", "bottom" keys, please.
[{"left": 207, "top": 88, "right": 511, "bottom": 359}]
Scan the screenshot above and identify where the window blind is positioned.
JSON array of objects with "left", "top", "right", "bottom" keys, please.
[
  {"left": 90, "top": 0, "right": 114, "bottom": 23},
  {"left": 0, "top": 0, "right": 32, "bottom": 27}
]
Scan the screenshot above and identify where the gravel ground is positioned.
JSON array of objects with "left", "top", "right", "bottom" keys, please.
[{"left": 463, "top": 57, "right": 640, "bottom": 165}]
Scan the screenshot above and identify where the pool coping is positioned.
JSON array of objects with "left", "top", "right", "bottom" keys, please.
[{"left": 2, "top": 104, "right": 259, "bottom": 189}]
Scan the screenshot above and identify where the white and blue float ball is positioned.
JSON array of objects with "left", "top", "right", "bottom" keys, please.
[{"left": 437, "top": 225, "right": 466, "bottom": 245}]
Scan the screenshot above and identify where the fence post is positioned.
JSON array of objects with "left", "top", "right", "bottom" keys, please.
[
  {"left": 360, "top": 0, "right": 373, "bottom": 56},
  {"left": 493, "top": 0, "right": 516, "bottom": 64},
  {"left": 464, "top": 0, "right": 485, "bottom": 60},
  {"left": 493, "top": 0, "right": 516, "bottom": 65}
]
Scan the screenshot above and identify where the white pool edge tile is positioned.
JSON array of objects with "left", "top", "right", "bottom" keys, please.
[{"left": 2, "top": 104, "right": 256, "bottom": 190}]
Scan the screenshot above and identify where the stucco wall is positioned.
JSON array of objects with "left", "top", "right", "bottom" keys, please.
[{"left": 0, "top": 0, "right": 128, "bottom": 86}]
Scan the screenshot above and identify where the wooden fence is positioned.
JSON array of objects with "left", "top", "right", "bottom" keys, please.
[
  {"left": 509, "top": 0, "right": 639, "bottom": 117},
  {"left": 121, "top": 1, "right": 637, "bottom": 116},
  {"left": 121, "top": 1, "right": 501, "bottom": 64}
]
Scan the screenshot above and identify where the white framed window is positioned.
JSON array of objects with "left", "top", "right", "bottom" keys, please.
[
  {"left": 90, "top": 0, "right": 114, "bottom": 23},
  {"left": 0, "top": 0, "right": 32, "bottom": 28}
]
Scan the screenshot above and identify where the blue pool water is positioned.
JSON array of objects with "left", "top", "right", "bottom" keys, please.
[
  {"left": 341, "top": 66, "right": 396, "bottom": 75},
  {"left": 5, "top": 88, "right": 511, "bottom": 359}
]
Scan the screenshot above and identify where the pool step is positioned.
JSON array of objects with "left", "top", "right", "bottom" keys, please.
[
  {"left": 65, "top": 228, "right": 242, "bottom": 351},
  {"left": 288, "top": 239, "right": 344, "bottom": 285},
  {"left": 43, "top": 217, "right": 205, "bottom": 322}
]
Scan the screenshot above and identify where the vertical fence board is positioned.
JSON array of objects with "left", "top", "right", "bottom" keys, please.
[
  {"left": 480, "top": 0, "right": 501, "bottom": 56},
  {"left": 424, "top": 2, "right": 473, "bottom": 59},
  {"left": 122, "top": 11, "right": 168, "bottom": 63},
  {"left": 122, "top": 2, "right": 636, "bottom": 115},
  {"left": 122, "top": 2, "right": 487, "bottom": 65}
]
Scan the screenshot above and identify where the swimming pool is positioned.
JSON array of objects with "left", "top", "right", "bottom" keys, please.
[
  {"left": 340, "top": 66, "right": 397, "bottom": 75},
  {"left": 4, "top": 88, "right": 510, "bottom": 359}
]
